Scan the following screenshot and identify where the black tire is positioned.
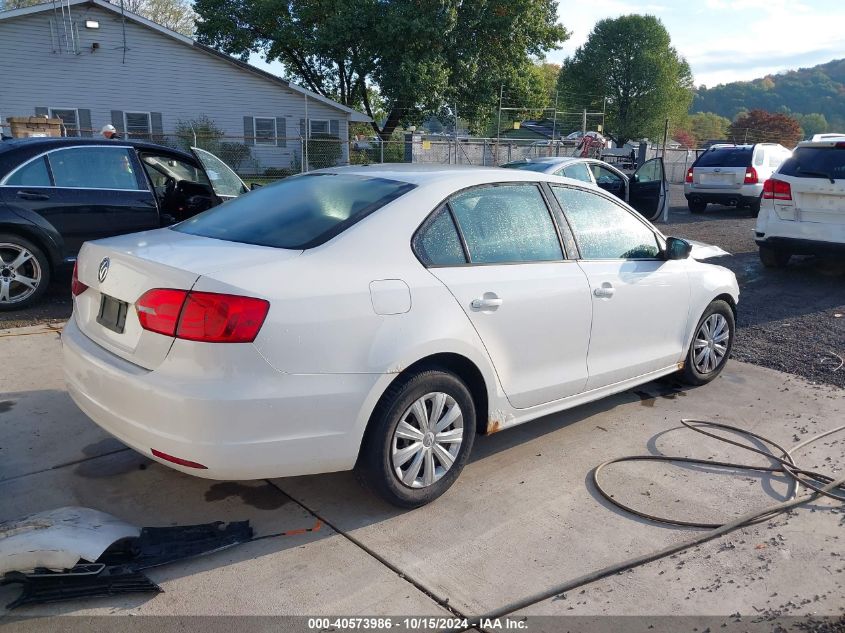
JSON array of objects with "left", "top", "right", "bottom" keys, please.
[
  {"left": 0, "top": 233, "right": 51, "bottom": 311},
  {"left": 748, "top": 196, "right": 762, "bottom": 216},
  {"left": 688, "top": 199, "right": 707, "bottom": 213},
  {"left": 759, "top": 245, "right": 790, "bottom": 268},
  {"left": 681, "top": 300, "right": 735, "bottom": 386},
  {"left": 356, "top": 369, "right": 476, "bottom": 508}
]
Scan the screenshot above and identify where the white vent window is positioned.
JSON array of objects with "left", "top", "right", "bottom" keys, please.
[
  {"left": 125, "top": 112, "right": 152, "bottom": 139},
  {"left": 50, "top": 108, "right": 79, "bottom": 137},
  {"left": 310, "top": 120, "right": 329, "bottom": 136},
  {"left": 254, "top": 117, "right": 277, "bottom": 145}
]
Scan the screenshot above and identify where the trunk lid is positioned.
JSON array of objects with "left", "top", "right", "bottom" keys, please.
[
  {"left": 73, "top": 228, "right": 299, "bottom": 369},
  {"left": 783, "top": 177, "right": 845, "bottom": 225},
  {"left": 692, "top": 165, "right": 746, "bottom": 189}
]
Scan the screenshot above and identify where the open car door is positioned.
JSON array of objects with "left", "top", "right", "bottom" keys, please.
[
  {"left": 190, "top": 147, "right": 249, "bottom": 201},
  {"left": 629, "top": 157, "right": 668, "bottom": 222}
]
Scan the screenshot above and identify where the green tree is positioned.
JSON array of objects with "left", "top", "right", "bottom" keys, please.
[
  {"left": 174, "top": 115, "right": 224, "bottom": 152},
  {"left": 193, "top": 0, "right": 568, "bottom": 139},
  {"left": 687, "top": 112, "right": 731, "bottom": 142},
  {"left": 795, "top": 112, "right": 829, "bottom": 139},
  {"left": 557, "top": 14, "right": 693, "bottom": 146}
]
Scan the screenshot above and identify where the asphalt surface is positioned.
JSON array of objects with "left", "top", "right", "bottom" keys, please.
[{"left": 1, "top": 184, "right": 843, "bottom": 388}]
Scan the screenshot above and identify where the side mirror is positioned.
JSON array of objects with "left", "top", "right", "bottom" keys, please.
[
  {"left": 250, "top": 182, "right": 263, "bottom": 190},
  {"left": 665, "top": 236, "right": 692, "bottom": 260}
]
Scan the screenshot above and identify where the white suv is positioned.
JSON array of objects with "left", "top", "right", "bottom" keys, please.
[
  {"left": 685, "top": 143, "right": 793, "bottom": 215},
  {"left": 755, "top": 135, "right": 845, "bottom": 267}
]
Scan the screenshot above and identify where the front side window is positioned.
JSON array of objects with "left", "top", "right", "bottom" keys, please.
[
  {"left": 553, "top": 186, "right": 660, "bottom": 260},
  {"left": 192, "top": 147, "right": 247, "bottom": 198},
  {"left": 48, "top": 147, "right": 142, "bottom": 190},
  {"left": 4, "top": 157, "right": 52, "bottom": 186},
  {"left": 413, "top": 207, "right": 466, "bottom": 266},
  {"left": 175, "top": 173, "right": 415, "bottom": 249},
  {"left": 254, "top": 117, "right": 277, "bottom": 145},
  {"left": 141, "top": 153, "right": 210, "bottom": 189},
  {"left": 50, "top": 108, "right": 79, "bottom": 137},
  {"left": 125, "top": 112, "right": 152, "bottom": 139},
  {"left": 448, "top": 184, "right": 562, "bottom": 264},
  {"left": 560, "top": 162, "right": 592, "bottom": 183}
]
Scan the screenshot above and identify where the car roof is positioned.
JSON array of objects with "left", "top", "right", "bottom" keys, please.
[
  {"left": 322, "top": 163, "right": 587, "bottom": 187},
  {"left": 798, "top": 135, "right": 845, "bottom": 148},
  {"left": 0, "top": 136, "right": 195, "bottom": 160},
  {"left": 505, "top": 157, "right": 583, "bottom": 166}
]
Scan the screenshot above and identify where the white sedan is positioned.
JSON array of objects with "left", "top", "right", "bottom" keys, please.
[{"left": 63, "top": 165, "right": 739, "bottom": 507}]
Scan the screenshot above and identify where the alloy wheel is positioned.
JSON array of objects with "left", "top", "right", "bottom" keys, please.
[
  {"left": 693, "top": 313, "right": 729, "bottom": 374},
  {"left": 0, "top": 243, "right": 42, "bottom": 305},
  {"left": 391, "top": 392, "right": 464, "bottom": 488}
]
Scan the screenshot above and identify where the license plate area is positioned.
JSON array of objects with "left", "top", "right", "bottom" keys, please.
[{"left": 96, "top": 294, "right": 129, "bottom": 334}]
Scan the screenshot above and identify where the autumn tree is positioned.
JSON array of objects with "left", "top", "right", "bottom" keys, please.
[
  {"left": 557, "top": 14, "right": 693, "bottom": 146},
  {"left": 193, "top": 0, "right": 568, "bottom": 139},
  {"left": 728, "top": 109, "right": 802, "bottom": 147}
]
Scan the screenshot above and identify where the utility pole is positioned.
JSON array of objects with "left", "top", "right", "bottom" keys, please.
[
  {"left": 662, "top": 117, "right": 669, "bottom": 158},
  {"left": 496, "top": 84, "right": 504, "bottom": 164},
  {"left": 602, "top": 96, "right": 607, "bottom": 134},
  {"left": 581, "top": 108, "right": 587, "bottom": 136},
  {"left": 454, "top": 102, "right": 459, "bottom": 164},
  {"left": 551, "top": 91, "right": 559, "bottom": 142}
]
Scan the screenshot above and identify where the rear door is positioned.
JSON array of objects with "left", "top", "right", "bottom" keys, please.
[
  {"left": 551, "top": 185, "right": 690, "bottom": 391},
  {"left": 773, "top": 144, "right": 845, "bottom": 225},
  {"left": 691, "top": 147, "right": 752, "bottom": 190},
  {"left": 629, "top": 157, "right": 668, "bottom": 221},
  {"left": 0, "top": 146, "right": 159, "bottom": 257},
  {"left": 422, "top": 183, "right": 593, "bottom": 408}
]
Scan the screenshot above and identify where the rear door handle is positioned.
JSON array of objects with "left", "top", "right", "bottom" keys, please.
[
  {"left": 593, "top": 283, "right": 615, "bottom": 299},
  {"left": 471, "top": 294, "right": 503, "bottom": 311},
  {"left": 17, "top": 190, "right": 50, "bottom": 201}
]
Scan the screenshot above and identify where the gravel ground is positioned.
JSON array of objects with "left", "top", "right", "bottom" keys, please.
[{"left": 2, "top": 184, "right": 843, "bottom": 388}]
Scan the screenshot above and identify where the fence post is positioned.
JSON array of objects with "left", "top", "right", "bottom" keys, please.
[
  {"left": 380, "top": 137, "right": 384, "bottom": 163},
  {"left": 300, "top": 137, "right": 305, "bottom": 173}
]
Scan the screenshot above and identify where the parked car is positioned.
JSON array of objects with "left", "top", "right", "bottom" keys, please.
[
  {"left": 0, "top": 138, "right": 248, "bottom": 310},
  {"left": 755, "top": 135, "right": 845, "bottom": 267},
  {"left": 684, "top": 143, "right": 793, "bottom": 215},
  {"left": 502, "top": 156, "right": 668, "bottom": 221},
  {"left": 63, "top": 165, "right": 739, "bottom": 508}
]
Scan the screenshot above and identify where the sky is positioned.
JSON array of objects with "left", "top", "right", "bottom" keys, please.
[{"left": 249, "top": 0, "right": 845, "bottom": 89}]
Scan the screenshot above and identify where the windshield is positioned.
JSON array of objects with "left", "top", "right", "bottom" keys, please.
[
  {"left": 501, "top": 161, "right": 555, "bottom": 172},
  {"left": 174, "top": 173, "right": 416, "bottom": 249},
  {"left": 695, "top": 148, "right": 752, "bottom": 168},
  {"left": 779, "top": 146, "right": 845, "bottom": 180}
]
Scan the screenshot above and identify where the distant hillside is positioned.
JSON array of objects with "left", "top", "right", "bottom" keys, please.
[{"left": 692, "top": 58, "right": 845, "bottom": 130}]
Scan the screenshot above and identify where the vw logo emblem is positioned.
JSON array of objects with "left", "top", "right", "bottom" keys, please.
[{"left": 98, "top": 257, "right": 110, "bottom": 283}]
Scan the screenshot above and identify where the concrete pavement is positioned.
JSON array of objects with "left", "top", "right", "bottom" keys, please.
[{"left": 0, "top": 323, "right": 842, "bottom": 627}]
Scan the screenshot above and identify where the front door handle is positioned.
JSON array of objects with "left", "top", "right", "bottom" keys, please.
[
  {"left": 17, "top": 191, "right": 50, "bottom": 201},
  {"left": 471, "top": 294, "right": 503, "bottom": 311},
  {"left": 593, "top": 283, "right": 615, "bottom": 299}
]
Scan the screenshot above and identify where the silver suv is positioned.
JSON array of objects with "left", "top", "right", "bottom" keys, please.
[{"left": 684, "top": 143, "right": 793, "bottom": 215}]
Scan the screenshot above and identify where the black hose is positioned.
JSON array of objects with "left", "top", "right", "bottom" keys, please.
[{"left": 449, "top": 420, "right": 845, "bottom": 630}]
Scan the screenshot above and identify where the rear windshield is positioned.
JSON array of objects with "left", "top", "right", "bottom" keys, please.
[
  {"left": 501, "top": 161, "right": 554, "bottom": 172},
  {"left": 779, "top": 146, "right": 845, "bottom": 181},
  {"left": 174, "top": 173, "right": 415, "bottom": 249},
  {"left": 694, "top": 148, "right": 752, "bottom": 168}
]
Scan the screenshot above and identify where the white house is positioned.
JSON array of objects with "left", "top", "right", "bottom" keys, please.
[{"left": 0, "top": 0, "right": 371, "bottom": 173}]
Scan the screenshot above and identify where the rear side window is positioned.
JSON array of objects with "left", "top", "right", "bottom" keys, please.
[
  {"left": 448, "top": 184, "right": 562, "bottom": 264},
  {"left": 560, "top": 162, "right": 592, "bottom": 182},
  {"left": 48, "top": 147, "right": 143, "bottom": 190},
  {"left": 779, "top": 147, "right": 845, "bottom": 181},
  {"left": 695, "top": 148, "right": 752, "bottom": 168},
  {"left": 175, "top": 173, "right": 415, "bottom": 249},
  {"left": 413, "top": 207, "right": 466, "bottom": 266},
  {"left": 4, "top": 156, "right": 52, "bottom": 186}
]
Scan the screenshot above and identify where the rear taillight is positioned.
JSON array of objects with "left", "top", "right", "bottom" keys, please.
[
  {"left": 762, "top": 178, "right": 792, "bottom": 201},
  {"left": 685, "top": 168, "right": 693, "bottom": 183},
  {"left": 71, "top": 261, "right": 88, "bottom": 296},
  {"left": 744, "top": 166, "right": 758, "bottom": 184},
  {"left": 835, "top": 142, "right": 845, "bottom": 148},
  {"left": 175, "top": 291, "right": 269, "bottom": 343},
  {"left": 135, "top": 288, "right": 269, "bottom": 343}
]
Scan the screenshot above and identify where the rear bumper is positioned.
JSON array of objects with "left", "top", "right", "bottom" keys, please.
[
  {"left": 755, "top": 235, "right": 845, "bottom": 256},
  {"left": 684, "top": 186, "right": 762, "bottom": 205},
  {"left": 62, "top": 317, "right": 382, "bottom": 480},
  {"left": 755, "top": 205, "right": 845, "bottom": 256}
]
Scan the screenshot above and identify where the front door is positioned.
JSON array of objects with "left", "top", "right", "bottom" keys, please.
[
  {"left": 629, "top": 157, "right": 668, "bottom": 221},
  {"left": 16, "top": 146, "right": 158, "bottom": 256},
  {"left": 551, "top": 184, "right": 690, "bottom": 391},
  {"left": 424, "top": 184, "right": 593, "bottom": 409}
]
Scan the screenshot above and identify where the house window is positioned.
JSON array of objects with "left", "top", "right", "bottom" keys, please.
[
  {"left": 254, "top": 117, "right": 277, "bottom": 145},
  {"left": 310, "top": 119, "right": 329, "bottom": 136},
  {"left": 50, "top": 108, "right": 79, "bottom": 137},
  {"left": 125, "top": 112, "right": 152, "bottom": 139}
]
